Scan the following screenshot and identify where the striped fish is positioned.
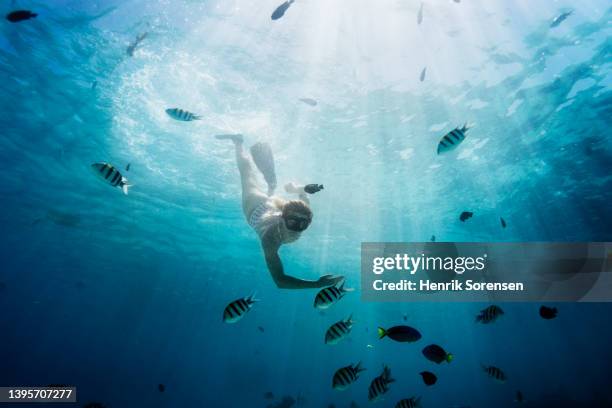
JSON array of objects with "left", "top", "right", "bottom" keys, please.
[
  {"left": 324, "top": 315, "right": 353, "bottom": 345},
  {"left": 476, "top": 305, "right": 504, "bottom": 324},
  {"left": 91, "top": 162, "right": 131, "bottom": 195},
  {"left": 482, "top": 365, "right": 507, "bottom": 383},
  {"left": 437, "top": 123, "right": 470, "bottom": 155},
  {"left": 165, "top": 108, "right": 201, "bottom": 122},
  {"left": 223, "top": 294, "right": 259, "bottom": 323},
  {"left": 395, "top": 397, "right": 422, "bottom": 408},
  {"left": 332, "top": 362, "right": 365, "bottom": 391},
  {"left": 368, "top": 365, "right": 394, "bottom": 402},
  {"left": 314, "top": 281, "right": 353, "bottom": 310}
]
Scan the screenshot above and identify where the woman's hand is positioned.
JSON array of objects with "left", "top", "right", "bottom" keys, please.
[{"left": 316, "top": 274, "right": 344, "bottom": 288}]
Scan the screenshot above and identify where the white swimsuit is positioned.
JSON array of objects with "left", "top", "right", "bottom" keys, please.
[{"left": 248, "top": 199, "right": 300, "bottom": 243}]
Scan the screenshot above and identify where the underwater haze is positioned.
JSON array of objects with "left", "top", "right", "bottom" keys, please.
[{"left": 1, "top": 0, "right": 611, "bottom": 407}]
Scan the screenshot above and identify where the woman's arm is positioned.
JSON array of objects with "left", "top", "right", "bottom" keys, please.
[
  {"left": 261, "top": 236, "right": 341, "bottom": 289},
  {"left": 284, "top": 182, "right": 309, "bottom": 204}
]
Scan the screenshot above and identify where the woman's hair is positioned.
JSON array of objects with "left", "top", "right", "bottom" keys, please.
[{"left": 282, "top": 200, "right": 312, "bottom": 220}]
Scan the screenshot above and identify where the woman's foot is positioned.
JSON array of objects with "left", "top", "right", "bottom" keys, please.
[{"left": 215, "top": 133, "right": 244, "bottom": 144}]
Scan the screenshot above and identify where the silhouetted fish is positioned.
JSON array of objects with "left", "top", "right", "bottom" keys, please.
[
  {"left": 332, "top": 362, "right": 365, "bottom": 390},
  {"left": 258, "top": 326, "right": 265, "bottom": 332},
  {"left": 515, "top": 390, "right": 525, "bottom": 403},
  {"left": 158, "top": 383, "right": 165, "bottom": 392},
  {"left": 127, "top": 32, "right": 147, "bottom": 56},
  {"left": 325, "top": 315, "right": 353, "bottom": 345},
  {"left": 268, "top": 395, "right": 295, "bottom": 408},
  {"left": 482, "top": 365, "right": 506, "bottom": 383},
  {"left": 378, "top": 325, "right": 421, "bottom": 342},
  {"left": 550, "top": 11, "right": 572, "bottom": 28},
  {"left": 419, "top": 371, "right": 437, "bottom": 386},
  {"left": 430, "top": 235, "right": 436, "bottom": 242},
  {"left": 422, "top": 344, "right": 453, "bottom": 364},
  {"left": 299, "top": 98, "right": 317, "bottom": 106},
  {"left": 304, "top": 184, "right": 324, "bottom": 194},
  {"left": 476, "top": 305, "right": 504, "bottom": 324},
  {"left": 264, "top": 391, "right": 274, "bottom": 399},
  {"left": 126, "top": 163, "right": 131, "bottom": 171},
  {"left": 6, "top": 10, "right": 37, "bottom": 23},
  {"left": 271, "top": 0, "right": 295, "bottom": 20},
  {"left": 395, "top": 397, "right": 421, "bottom": 408},
  {"left": 500, "top": 217, "right": 506, "bottom": 228},
  {"left": 368, "top": 366, "right": 394, "bottom": 401},
  {"left": 539, "top": 305, "right": 558, "bottom": 320},
  {"left": 417, "top": 3, "right": 423, "bottom": 25},
  {"left": 459, "top": 211, "right": 473, "bottom": 222},
  {"left": 420, "top": 67, "right": 427, "bottom": 82}
]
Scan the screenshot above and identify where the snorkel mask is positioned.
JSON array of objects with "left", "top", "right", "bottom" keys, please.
[
  {"left": 282, "top": 200, "right": 313, "bottom": 232},
  {"left": 284, "top": 213, "right": 312, "bottom": 232}
]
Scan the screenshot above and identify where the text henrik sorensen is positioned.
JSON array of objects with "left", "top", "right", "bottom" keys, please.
[{"left": 373, "top": 279, "right": 525, "bottom": 291}]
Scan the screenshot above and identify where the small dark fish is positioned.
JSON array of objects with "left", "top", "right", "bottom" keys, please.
[
  {"left": 332, "top": 362, "right": 365, "bottom": 390},
  {"left": 403, "top": 313, "right": 408, "bottom": 321},
  {"left": 378, "top": 325, "right": 421, "bottom": 342},
  {"left": 539, "top": 305, "right": 558, "bottom": 320},
  {"left": 422, "top": 344, "right": 453, "bottom": 364},
  {"left": 395, "top": 397, "right": 421, "bottom": 408},
  {"left": 417, "top": 3, "right": 423, "bottom": 25},
  {"left": 419, "top": 371, "right": 437, "bottom": 386},
  {"left": 476, "top": 305, "right": 504, "bottom": 324},
  {"left": 258, "top": 326, "right": 265, "bottom": 332},
  {"left": 126, "top": 163, "right": 131, "bottom": 172},
  {"left": 304, "top": 184, "right": 324, "bottom": 194},
  {"left": 91, "top": 80, "right": 98, "bottom": 90},
  {"left": 453, "top": 0, "right": 461, "bottom": 3},
  {"left": 368, "top": 365, "right": 394, "bottom": 401},
  {"left": 328, "top": 405, "right": 335, "bottom": 408},
  {"left": 269, "top": 396, "right": 295, "bottom": 408},
  {"left": 264, "top": 391, "right": 274, "bottom": 399},
  {"left": 420, "top": 67, "right": 427, "bottom": 82},
  {"left": 459, "top": 211, "right": 473, "bottom": 222},
  {"left": 482, "top": 365, "right": 507, "bottom": 383},
  {"left": 223, "top": 294, "right": 259, "bottom": 323},
  {"left": 350, "top": 401, "right": 360, "bottom": 408},
  {"left": 430, "top": 235, "right": 436, "bottom": 242},
  {"left": 158, "top": 383, "right": 165, "bottom": 392},
  {"left": 500, "top": 217, "right": 506, "bottom": 228},
  {"left": 299, "top": 98, "right": 317, "bottom": 106},
  {"left": 550, "top": 11, "right": 572, "bottom": 28},
  {"left": 127, "top": 32, "right": 148, "bottom": 56},
  {"left": 438, "top": 124, "right": 470, "bottom": 154},
  {"left": 6, "top": 10, "right": 37, "bottom": 23},
  {"left": 515, "top": 390, "right": 525, "bottom": 403},
  {"left": 271, "top": 0, "right": 295, "bottom": 20}
]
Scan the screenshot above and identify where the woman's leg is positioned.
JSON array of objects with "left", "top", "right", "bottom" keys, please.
[{"left": 216, "top": 134, "right": 267, "bottom": 217}]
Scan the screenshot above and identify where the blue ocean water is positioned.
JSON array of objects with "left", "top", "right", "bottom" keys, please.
[{"left": 1, "top": 0, "right": 611, "bottom": 407}]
